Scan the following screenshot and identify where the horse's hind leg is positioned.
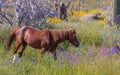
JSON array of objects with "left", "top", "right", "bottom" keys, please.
[
  {"left": 18, "top": 42, "right": 27, "bottom": 58},
  {"left": 12, "top": 43, "right": 21, "bottom": 63},
  {"left": 12, "top": 37, "right": 24, "bottom": 63},
  {"left": 15, "top": 42, "right": 27, "bottom": 63}
]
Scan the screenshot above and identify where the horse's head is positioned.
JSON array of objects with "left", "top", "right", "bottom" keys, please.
[{"left": 68, "top": 30, "right": 79, "bottom": 47}]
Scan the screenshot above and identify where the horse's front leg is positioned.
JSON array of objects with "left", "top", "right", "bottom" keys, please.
[
  {"left": 40, "top": 48, "right": 47, "bottom": 58},
  {"left": 50, "top": 49, "right": 57, "bottom": 60},
  {"left": 53, "top": 50, "right": 57, "bottom": 60}
]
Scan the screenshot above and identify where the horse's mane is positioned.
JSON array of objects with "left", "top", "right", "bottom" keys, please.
[{"left": 49, "top": 29, "right": 73, "bottom": 41}]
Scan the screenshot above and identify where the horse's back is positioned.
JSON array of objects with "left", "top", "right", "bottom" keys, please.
[
  {"left": 13, "top": 26, "right": 37, "bottom": 42},
  {"left": 15, "top": 26, "right": 39, "bottom": 35},
  {"left": 15, "top": 26, "right": 51, "bottom": 49},
  {"left": 12, "top": 27, "right": 20, "bottom": 34}
]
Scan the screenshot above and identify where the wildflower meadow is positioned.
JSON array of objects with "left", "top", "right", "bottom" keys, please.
[
  {"left": 0, "top": 18, "right": 120, "bottom": 75},
  {"left": 0, "top": 0, "right": 119, "bottom": 75}
]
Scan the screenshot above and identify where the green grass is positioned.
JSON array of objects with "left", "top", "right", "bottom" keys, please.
[{"left": 0, "top": 20, "right": 120, "bottom": 75}]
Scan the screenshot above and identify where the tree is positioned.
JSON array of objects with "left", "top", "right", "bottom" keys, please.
[
  {"left": 114, "top": 0, "right": 120, "bottom": 25},
  {"left": 12, "top": 0, "right": 58, "bottom": 28}
]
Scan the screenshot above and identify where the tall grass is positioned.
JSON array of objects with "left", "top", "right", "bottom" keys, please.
[
  {"left": 55, "top": 20, "right": 105, "bottom": 46},
  {"left": 0, "top": 20, "right": 120, "bottom": 75}
]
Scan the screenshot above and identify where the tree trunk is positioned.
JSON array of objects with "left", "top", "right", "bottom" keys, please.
[
  {"left": 81, "top": 0, "right": 85, "bottom": 9},
  {"left": 78, "top": 0, "right": 80, "bottom": 10},
  {"left": 97, "top": 0, "right": 100, "bottom": 8},
  {"left": 114, "top": 0, "right": 120, "bottom": 24}
]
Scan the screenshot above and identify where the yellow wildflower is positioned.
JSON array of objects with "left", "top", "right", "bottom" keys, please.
[
  {"left": 87, "top": 9, "right": 100, "bottom": 15},
  {"left": 46, "top": 17, "right": 62, "bottom": 23}
]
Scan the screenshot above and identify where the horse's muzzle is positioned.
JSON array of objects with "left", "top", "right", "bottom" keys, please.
[{"left": 75, "top": 42, "right": 80, "bottom": 47}]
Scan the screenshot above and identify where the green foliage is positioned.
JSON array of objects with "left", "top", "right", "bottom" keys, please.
[
  {"left": 39, "top": 23, "right": 55, "bottom": 30},
  {"left": 0, "top": 25, "right": 12, "bottom": 44}
]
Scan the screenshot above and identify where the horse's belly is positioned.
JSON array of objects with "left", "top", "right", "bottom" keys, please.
[
  {"left": 28, "top": 43, "right": 41, "bottom": 49},
  {"left": 27, "top": 40, "right": 42, "bottom": 49},
  {"left": 25, "top": 34, "right": 42, "bottom": 49}
]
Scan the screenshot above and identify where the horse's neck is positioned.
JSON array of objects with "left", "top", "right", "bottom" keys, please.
[{"left": 57, "top": 31, "right": 68, "bottom": 42}]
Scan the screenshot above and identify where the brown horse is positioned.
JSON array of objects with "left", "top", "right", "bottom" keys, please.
[{"left": 6, "top": 26, "right": 79, "bottom": 62}]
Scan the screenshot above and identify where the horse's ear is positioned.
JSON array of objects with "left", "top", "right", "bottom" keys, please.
[{"left": 70, "top": 29, "right": 75, "bottom": 33}]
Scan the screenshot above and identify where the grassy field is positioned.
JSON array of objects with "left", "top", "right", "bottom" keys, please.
[{"left": 0, "top": 18, "right": 120, "bottom": 75}]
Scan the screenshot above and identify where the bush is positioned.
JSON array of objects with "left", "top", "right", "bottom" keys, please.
[{"left": 0, "top": 25, "right": 13, "bottom": 44}]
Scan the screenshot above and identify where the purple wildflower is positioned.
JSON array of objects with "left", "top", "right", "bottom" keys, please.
[
  {"left": 98, "top": 46, "right": 120, "bottom": 56},
  {"left": 110, "top": 46, "right": 120, "bottom": 54}
]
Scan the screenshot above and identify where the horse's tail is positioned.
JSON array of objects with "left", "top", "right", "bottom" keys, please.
[{"left": 6, "top": 28, "right": 19, "bottom": 50}]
